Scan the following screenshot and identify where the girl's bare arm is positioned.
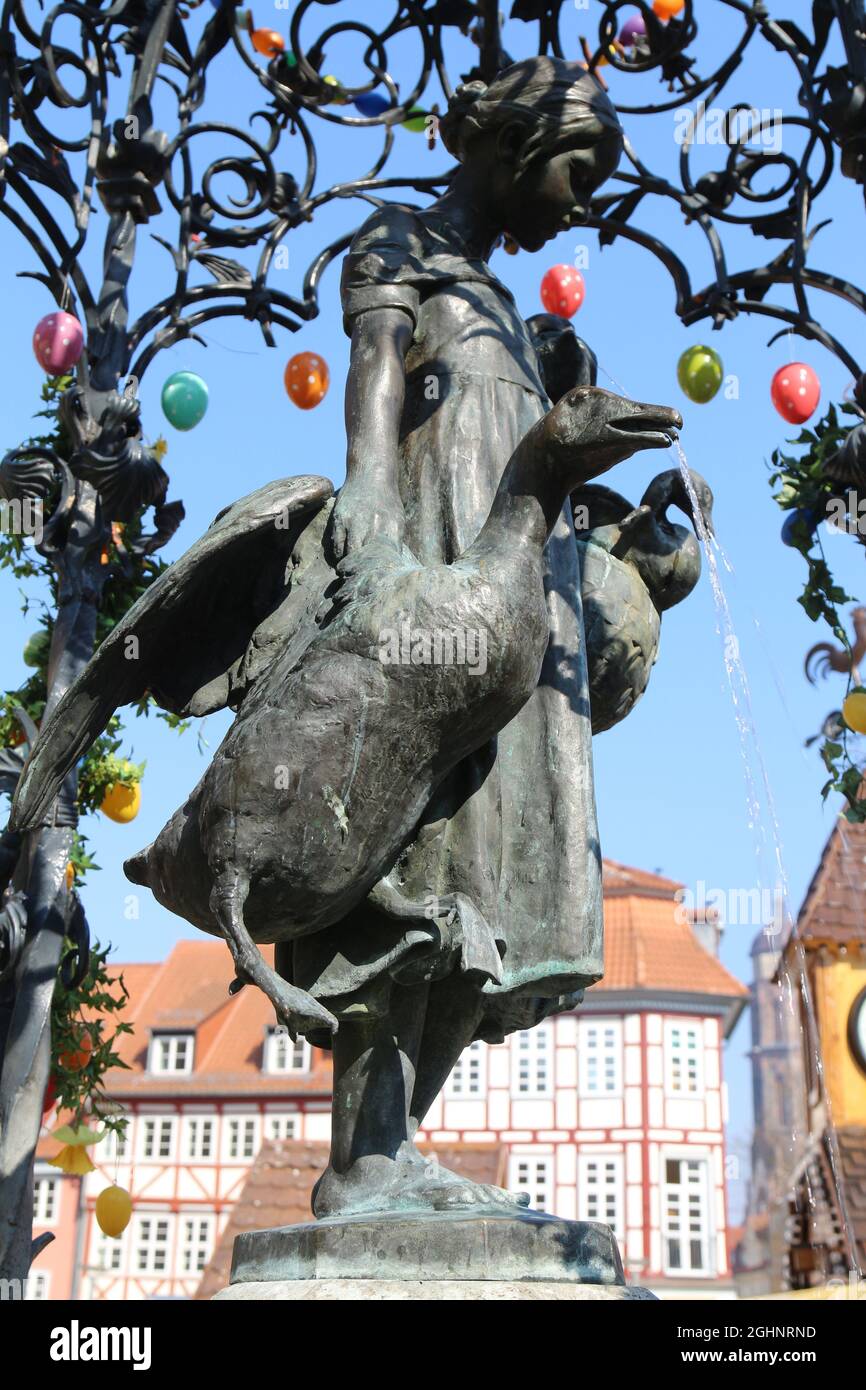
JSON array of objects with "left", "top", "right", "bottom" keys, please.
[{"left": 331, "top": 307, "right": 413, "bottom": 559}]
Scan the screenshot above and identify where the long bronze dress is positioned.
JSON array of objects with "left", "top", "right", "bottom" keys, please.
[{"left": 291, "top": 204, "right": 603, "bottom": 1041}]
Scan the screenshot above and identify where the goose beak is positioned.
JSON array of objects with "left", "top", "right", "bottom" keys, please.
[{"left": 607, "top": 404, "right": 682, "bottom": 452}]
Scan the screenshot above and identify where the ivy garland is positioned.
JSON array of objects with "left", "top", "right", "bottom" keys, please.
[{"left": 770, "top": 402, "right": 866, "bottom": 822}]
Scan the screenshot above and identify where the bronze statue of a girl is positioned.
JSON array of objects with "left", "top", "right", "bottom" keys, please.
[{"left": 312, "top": 58, "right": 623, "bottom": 1213}]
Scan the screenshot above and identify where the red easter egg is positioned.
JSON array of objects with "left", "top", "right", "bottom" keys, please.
[
  {"left": 32, "top": 311, "right": 84, "bottom": 375},
  {"left": 770, "top": 362, "right": 821, "bottom": 425},
  {"left": 284, "top": 351, "right": 330, "bottom": 410},
  {"left": 42, "top": 1075, "right": 58, "bottom": 1117},
  {"left": 540, "top": 265, "right": 585, "bottom": 318}
]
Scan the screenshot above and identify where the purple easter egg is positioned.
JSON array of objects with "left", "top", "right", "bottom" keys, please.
[
  {"left": 619, "top": 13, "right": 647, "bottom": 45},
  {"left": 32, "top": 311, "right": 84, "bottom": 374}
]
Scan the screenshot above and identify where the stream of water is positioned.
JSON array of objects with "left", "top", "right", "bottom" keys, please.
[{"left": 599, "top": 365, "right": 862, "bottom": 1276}]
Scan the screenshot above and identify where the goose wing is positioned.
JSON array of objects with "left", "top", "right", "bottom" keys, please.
[{"left": 12, "top": 475, "right": 333, "bottom": 831}]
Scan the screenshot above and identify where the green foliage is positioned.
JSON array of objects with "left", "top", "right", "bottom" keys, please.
[
  {"left": 50, "top": 939, "right": 132, "bottom": 1137},
  {"left": 770, "top": 402, "right": 866, "bottom": 822},
  {"left": 79, "top": 745, "right": 145, "bottom": 817}
]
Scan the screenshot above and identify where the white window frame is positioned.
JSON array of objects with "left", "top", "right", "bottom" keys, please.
[
  {"left": 578, "top": 1017, "right": 623, "bottom": 1097},
  {"left": 133, "top": 1215, "right": 172, "bottom": 1275},
  {"left": 179, "top": 1214, "right": 215, "bottom": 1274},
  {"left": 446, "top": 1039, "right": 487, "bottom": 1098},
  {"left": 98, "top": 1126, "right": 129, "bottom": 1164},
  {"left": 225, "top": 1115, "right": 258, "bottom": 1161},
  {"left": 263, "top": 1028, "right": 311, "bottom": 1074},
  {"left": 511, "top": 1024, "right": 554, "bottom": 1098},
  {"left": 578, "top": 1153, "right": 624, "bottom": 1240},
  {"left": 660, "top": 1153, "right": 713, "bottom": 1277},
  {"left": 185, "top": 1116, "right": 215, "bottom": 1161},
  {"left": 139, "top": 1117, "right": 176, "bottom": 1161},
  {"left": 26, "top": 1271, "right": 50, "bottom": 1300},
  {"left": 266, "top": 1113, "right": 300, "bottom": 1141},
  {"left": 91, "top": 1226, "right": 125, "bottom": 1274},
  {"left": 508, "top": 1154, "right": 554, "bottom": 1211},
  {"left": 664, "top": 1020, "right": 704, "bottom": 1097},
  {"left": 33, "top": 1174, "right": 59, "bottom": 1225},
  {"left": 148, "top": 1032, "right": 194, "bottom": 1075}
]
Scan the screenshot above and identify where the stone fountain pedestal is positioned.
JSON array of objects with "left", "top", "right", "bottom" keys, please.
[{"left": 212, "top": 1208, "right": 656, "bottom": 1301}]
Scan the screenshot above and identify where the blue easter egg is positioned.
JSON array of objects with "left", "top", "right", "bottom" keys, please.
[
  {"left": 781, "top": 507, "right": 820, "bottom": 546},
  {"left": 354, "top": 92, "right": 391, "bottom": 117}
]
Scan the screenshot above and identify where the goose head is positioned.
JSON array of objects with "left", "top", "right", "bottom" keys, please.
[
  {"left": 541, "top": 386, "right": 682, "bottom": 492},
  {"left": 611, "top": 467, "right": 715, "bottom": 613},
  {"left": 527, "top": 312, "right": 598, "bottom": 403}
]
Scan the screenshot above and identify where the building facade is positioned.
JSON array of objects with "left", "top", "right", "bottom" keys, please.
[
  {"left": 738, "top": 815, "right": 866, "bottom": 1292},
  {"left": 33, "top": 860, "right": 746, "bottom": 1300}
]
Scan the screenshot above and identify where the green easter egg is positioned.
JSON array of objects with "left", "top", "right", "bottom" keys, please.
[
  {"left": 402, "top": 107, "right": 428, "bottom": 133},
  {"left": 161, "top": 371, "right": 209, "bottom": 431},
  {"left": 677, "top": 345, "right": 724, "bottom": 404}
]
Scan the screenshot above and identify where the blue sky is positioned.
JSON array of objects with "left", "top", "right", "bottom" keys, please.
[{"left": 2, "top": 2, "right": 863, "bottom": 1218}]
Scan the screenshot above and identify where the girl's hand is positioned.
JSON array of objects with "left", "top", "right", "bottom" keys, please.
[{"left": 330, "top": 475, "right": 406, "bottom": 559}]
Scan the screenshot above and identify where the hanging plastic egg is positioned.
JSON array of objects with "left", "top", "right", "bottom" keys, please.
[
  {"left": 284, "top": 352, "right": 330, "bottom": 410},
  {"left": 65, "top": 861, "right": 76, "bottom": 890},
  {"left": 59, "top": 1029, "right": 93, "bottom": 1072},
  {"left": 780, "top": 507, "right": 821, "bottom": 548},
  {"left": 677, "top": 345, "right": 724, "bottom": 403},
  {"left": 161, "top": 371, "right": 209, "bottom": 431},
  {"left": 355, "top": 92, "right": 391, "bottom": 117},
  {"left": 770, "top": 363, "right": 821, "bottom": 425},
  {"left": 100, "top": 779, "right": 142, "bottom": 824},
  {"left": 251, "top": 28, "right": 284, "bottom": 57},
  {"left": 322, "top": 74, "right": 348, "bottom": 104},
  {"left": 402, "top": 108, "right": 428, "bottom": 132},
  {"left": 96, "top": 1185, "right": 133, "bottom": 1238},
  {"left": 32, "top": 311, "right": 84, "bottom": 375},
  {"left": 842, "top": 690, "right": 866, "bottom": 735},
  {"left": 540, "top": 265, "right": 585, "bottom": 317},
  {"left": 620, "top": 13, "right": 647, "bottom": 44},
  {"left": 42, "top": 1075, "right": 58, "bottom": 1117},
  {"left": 653, "top": 0, "right": 684, "bottom": 17}
]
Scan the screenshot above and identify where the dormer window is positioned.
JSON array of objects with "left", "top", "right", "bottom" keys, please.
[
  {"left": 263, "top": 1027, "right": 310, "bottom": 1074},
  {"left": 149, "top": 1032, "right": 194, "bottom": 1074}
]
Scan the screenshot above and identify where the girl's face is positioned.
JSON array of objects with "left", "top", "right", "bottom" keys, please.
[{"left": 500, "top": 132, "right": 622, "bottom": 252}]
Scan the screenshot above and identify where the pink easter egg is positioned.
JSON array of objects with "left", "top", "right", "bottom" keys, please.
[{"left": 32, "top": 311, "right": 84, "bottom": 374}]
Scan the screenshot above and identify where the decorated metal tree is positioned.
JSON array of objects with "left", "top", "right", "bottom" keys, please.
[{"left": 1, "top": 0, "right": 866, "bottom": 1282}]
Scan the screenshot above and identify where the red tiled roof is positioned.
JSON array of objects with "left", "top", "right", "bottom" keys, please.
[
  {"left": 93, "top": 858, "right": 744, "bottom": 1101},
  {"left": 194, "top": 1138, "right": 508, "bottom": 1298},
  {"left": 601, "top": 859, "right": 684, "bottom": 898},
  {"left": 792, "top": 815, "right": 866, "bottom": 950},
  {"left": 598, "top": 877, "right": 747, "bottom": 1001},
  {"left": 99, "top": 941, "right": 332, "bottom": 1098}
]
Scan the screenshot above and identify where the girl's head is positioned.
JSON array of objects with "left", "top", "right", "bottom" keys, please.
[{"left": 440, "top": 57, "right": 623, "bottom": 252}]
